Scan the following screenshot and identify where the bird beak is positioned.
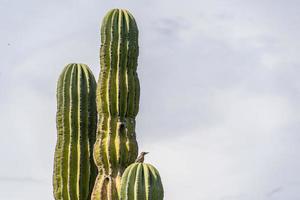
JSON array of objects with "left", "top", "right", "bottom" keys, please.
[{"left": 144, "top": 152, "right": 149, "bottom": 154}]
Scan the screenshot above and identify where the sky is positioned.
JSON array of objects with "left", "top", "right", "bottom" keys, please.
[{"left": 1, "top": 0, "right": 300, "bottom": 199}]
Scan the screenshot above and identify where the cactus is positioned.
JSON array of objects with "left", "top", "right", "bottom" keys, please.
[
  {"left": 53, "top": 63, "right": 97, "bottom": 200},
  {"left": 120, "top": 163, "right": 164, "bottom": 200},
  {"left": 92, "top": 9, "right": 140, "bottom": 200}
]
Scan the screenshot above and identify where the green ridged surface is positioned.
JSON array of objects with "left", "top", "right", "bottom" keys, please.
[
  {"left": 53, "top": 63, "right": 97, "bottom": 200},
  {"left": 120, "top": 163, "right": 164, "bottom": 200},
  {"left": 92, "top": 8, "right": 139, "bottom": 200}
]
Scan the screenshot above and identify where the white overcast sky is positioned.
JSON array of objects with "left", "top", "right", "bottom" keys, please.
[{"left": 1, "top": 0, "right": 300, "bottom": 199}]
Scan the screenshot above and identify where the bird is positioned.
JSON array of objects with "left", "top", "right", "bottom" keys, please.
[{"left": 135, "top": 152, "right": 149, "bottom": 163}]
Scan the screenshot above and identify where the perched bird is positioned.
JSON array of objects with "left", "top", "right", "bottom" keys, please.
[{"left": 135, "top": 152, "right": 149, "bottom": 163}]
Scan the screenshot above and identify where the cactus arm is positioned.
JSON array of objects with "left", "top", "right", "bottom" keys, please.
[
  {"left": 120, "top": 163, "right": 164, "bottom": 200},
  {"left": 92, "top": 9, "right": 140, "bottom": 200},
  {"left": 53, "top": 63, "right": 97, "bottom": 200}
]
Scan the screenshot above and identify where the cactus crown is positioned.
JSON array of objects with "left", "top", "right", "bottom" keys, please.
[{"left": 97, "top": 8, "right": 139, "bottom": 118}]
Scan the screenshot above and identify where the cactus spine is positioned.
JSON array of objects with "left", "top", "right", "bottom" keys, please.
[
  {"left": 120, "top": 163, "right": 164, "bottom": 200},
  {"left": 92, "top": 9, "right": 139, "bottom": 200},
  {"left": 53, "top": 63, "right": 97, "bottom": 200}
]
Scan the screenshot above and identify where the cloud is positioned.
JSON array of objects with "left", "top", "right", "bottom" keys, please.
[
  {"left": 267, "top": 187, "right": 283, "bottom": 197},
  {"left": 1, "top": 0, "right": 300, "bottom": 199},
  {"left": 140, "top": 87, "right": 297, "bottom": 199}
]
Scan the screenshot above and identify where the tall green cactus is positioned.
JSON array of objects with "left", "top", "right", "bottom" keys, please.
[
  {"left": 92, "top": 9, "right": 140, "bottom": 200},
  {"left": 53, "top": 63, "right": 97, "bottom": 200},
  {"left": 120, "top": 163, "right": 164, "bottom": 200}
]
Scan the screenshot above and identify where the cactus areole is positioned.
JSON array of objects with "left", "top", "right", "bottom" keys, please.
[
  {"left": 53, "top": 63, "right": 97, "bottom": 200},
  {"left": 92, "top": 9, "right": 140, "bottom": 200},
  {"left": 120, "top": 163, "right": 164, "bottom": 200}
]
